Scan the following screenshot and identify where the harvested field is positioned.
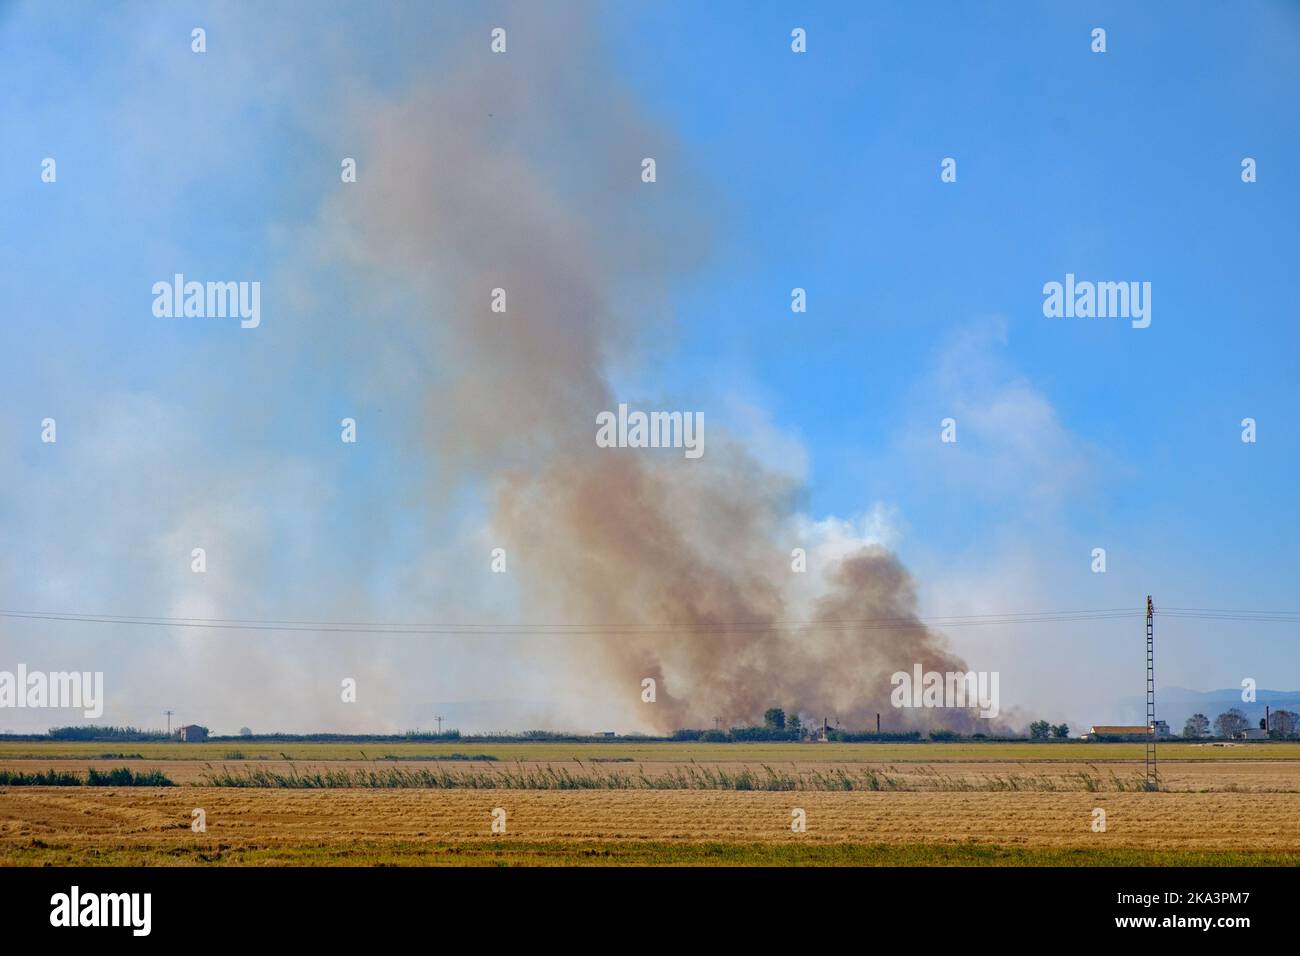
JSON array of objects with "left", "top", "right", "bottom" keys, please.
[
  {"left": 1, "top": 788, "right": 1298, "bottom": 866},
  {"left": 2, "top": 742, "right": 1297, "bottom": 865}
]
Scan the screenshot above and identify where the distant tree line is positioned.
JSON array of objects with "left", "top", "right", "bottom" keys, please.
[
  {"left": 47, "top": 726, "right": 170, "bottom": 741},
  {"left": 676, "top": 709, "right": 999, "bottom": 743},
  {"left": 26, "top": 709, "right": 1298, "bottom": 745},
  {"left": 1183, "top": 709, "right": 1299, "bottom": 739},
  {"left": 1028, "top": 721, "right": 1071, "bottom": 740},
  {"left": 31, "top": 727, "right": 469, "bottom": 743}
]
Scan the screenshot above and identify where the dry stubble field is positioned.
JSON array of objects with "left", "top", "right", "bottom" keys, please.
[{"left": 1, "top": 741, "right": 1298, "bottom": 865}]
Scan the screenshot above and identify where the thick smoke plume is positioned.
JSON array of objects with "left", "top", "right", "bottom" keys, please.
[{"left": 327, "top": 10, "right": 987, "bottom": 733}]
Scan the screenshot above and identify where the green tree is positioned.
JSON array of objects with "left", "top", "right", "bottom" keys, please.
[
  {"left": 763, "top": 708, "right": 786, "bottom": 731},
  {"left": 1182, "top": 713, "right": 1210, "bottom": 738},
  {"left": 1051, "top": 723, "right": 1069, "bottom": 739},
  {"left": 1028, "top": 720, "right": 1051, "bottom": 740},
  {"left": 787, "top": 714, "right": 803, "bottom": 738}
]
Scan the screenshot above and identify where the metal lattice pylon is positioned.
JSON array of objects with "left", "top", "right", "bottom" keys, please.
[{"left": 1145, "top": 595, "right": 1158, "bottom": 790}]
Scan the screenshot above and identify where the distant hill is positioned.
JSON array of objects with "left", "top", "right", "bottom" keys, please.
[{"left": 1123, "top": 688, "right": 1300, "bottom": 733}]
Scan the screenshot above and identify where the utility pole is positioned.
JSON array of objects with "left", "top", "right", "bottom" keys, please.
[
  {"left": 164, "top": 710, "right": 174, "bottom": 736},
  {"left": 713, "top": 716, "right": 722, "bottom": 731},
  {"left": 1146, "top": 595, "right": 1158, "bottom": 791},
  {"left": 434, "top": 715, "right": 444, "bottom": 734}
]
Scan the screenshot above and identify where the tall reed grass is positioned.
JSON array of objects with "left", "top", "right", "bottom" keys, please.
[
  {"left": 198, "top": 761, "right": 1146, "bottom": 792},
  {"left": 0, "top": 768, "right": 174, "bottom": 786}
]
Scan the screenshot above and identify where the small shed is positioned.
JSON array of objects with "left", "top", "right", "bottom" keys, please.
[{"left": 178, "top": 724, "right": 209, "bottom": 742}]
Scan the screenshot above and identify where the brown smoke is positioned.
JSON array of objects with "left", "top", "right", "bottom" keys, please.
[
  {"left": 327, "top": 8, "right": 985, "bottom": 733},
  {"left": 495, "top": 452, "right": 983, "bottom": 732}
]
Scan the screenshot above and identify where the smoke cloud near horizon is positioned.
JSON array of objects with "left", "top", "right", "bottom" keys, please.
[
  {"left": 321, "top": 9, "right": 996, "bottom": 734},
  {"left": 0, "top": 6, "right": 1009, "bottom": 737}
]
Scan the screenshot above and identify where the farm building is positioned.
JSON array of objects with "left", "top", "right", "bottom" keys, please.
[
  {"left": 178, "top": 724, "right": 209, "bottom": 742},
  {"left": 1085, "top": 725, "right": 1153, "bottom": 741}
]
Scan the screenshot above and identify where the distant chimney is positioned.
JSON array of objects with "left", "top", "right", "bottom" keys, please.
[{"left": 876, "top": 712, "right": 881, "bottom": 734}]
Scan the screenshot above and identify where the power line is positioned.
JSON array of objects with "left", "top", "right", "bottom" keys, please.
[
  {"left": 0, "top": 605, "right": 1153, "bottom": 634},
  {"left": 1162, "top": 606, "right": 1300, "bottom": 614},
  {"left": 11, "top": 609, "right": 1126, "bottom": 629},
  {"left": 0, "top": 605, "right": 1292, "bottom": 636},
  {"left": 1160, "top": 607, "right": 1300, "bottom": 622}
]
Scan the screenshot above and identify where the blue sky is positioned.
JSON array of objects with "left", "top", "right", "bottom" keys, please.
[
  {"left": 0, "top": 1, "right": 1297, "bottom": 733},
  {"left": 616, "top": 0, "right": 1300, "bottom": 707}
]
